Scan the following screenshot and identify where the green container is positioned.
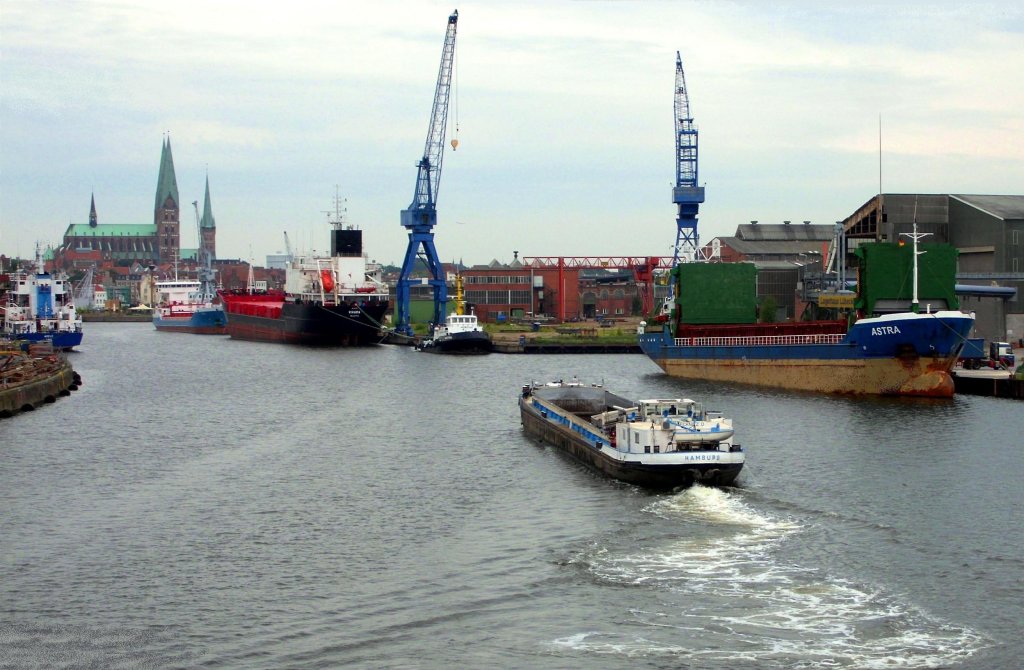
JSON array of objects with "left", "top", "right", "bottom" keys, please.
[
  {"left": 674, "top": 263, "right": 757, "bottom": 325},
  {"left": 854, "top": 243, "right": 959, "bottom": 314}
]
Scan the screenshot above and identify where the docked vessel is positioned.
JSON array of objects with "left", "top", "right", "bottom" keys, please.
[
  {"left": 218, "top": 208, "right": 389, "bottom": 346},
  {"left": 152, "top": 263, "right": 226, "bottom": 334},
  {"left": 152, "top": 279, "right": 227, "bottom": 334},
  {"left": 154, "top": 225, "right": 227, "bottom": 334},
  {"left": 0, "top": 246, "right": 83, "bottom": 350},
  {"left": 416, "top": 276, "right": 492, "bottom": 354},
  {"left": 519, "top": 379, "right": 744, "bottom": 489},
  {"left": 640, "top": 237, "right": 974, "bottom": 397}
]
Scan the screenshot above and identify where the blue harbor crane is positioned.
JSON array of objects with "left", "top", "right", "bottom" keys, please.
[
  {"left": 395, "top": 9, "right": 459, "bottom": 336},
  {"left": 672, "top": 51, "right": 705, "bottom": 264}
]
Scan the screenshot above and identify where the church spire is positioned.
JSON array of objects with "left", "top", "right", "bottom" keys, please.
[
  {"left": 154, "top": 135, "right": 181, "bottom": 263},
  {"left": 200, "top": 173, "right": 215, "bottom": 230},
  {"left": 198, "top": 171, "right": 217, "bottom": 260},
  {"left": 154, "top": 136, "right": 179, "bottom": 212},
  {"left": 89, "top": 192, "right": 98, "bottom": 227}
]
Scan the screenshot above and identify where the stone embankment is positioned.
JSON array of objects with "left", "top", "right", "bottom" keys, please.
[{"left": 0, "top": 345, "right": 81, "bottom": 418}]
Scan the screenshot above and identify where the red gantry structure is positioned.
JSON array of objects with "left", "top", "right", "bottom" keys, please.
[{"left": 522, "top": 256, "right": 674, "bottom": 321}]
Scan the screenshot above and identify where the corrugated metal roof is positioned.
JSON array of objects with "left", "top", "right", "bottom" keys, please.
[
  {"left": 723, "top": 236, "right": 828, "bottom": 256},
  {"left": 951, "top": 194, "right": 1024, "bottom": 220},
  {"left": 735, "top": 223, "right": 834, "bottom": 241}
]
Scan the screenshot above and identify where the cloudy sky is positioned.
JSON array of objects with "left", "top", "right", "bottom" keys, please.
[{"left": 2, "top": 0, "right": 1022, "bottom": 267}]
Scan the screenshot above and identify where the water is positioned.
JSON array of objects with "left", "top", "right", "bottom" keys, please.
[{"left": 1, "top": 322, "right": 1021, "bottom": 669}]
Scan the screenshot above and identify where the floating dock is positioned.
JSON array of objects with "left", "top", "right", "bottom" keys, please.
[{"left": 953, "top": 370, "right": 1024, "bottom": 400}]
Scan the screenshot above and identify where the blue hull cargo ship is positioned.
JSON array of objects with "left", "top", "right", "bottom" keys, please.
[{"left": 640, "top": 239, "right": 974, "bottom": 397}]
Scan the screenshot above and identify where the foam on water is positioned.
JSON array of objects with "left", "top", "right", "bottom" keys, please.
[{"left": 559, "top": 485, "right": 986, "bottom": 668}]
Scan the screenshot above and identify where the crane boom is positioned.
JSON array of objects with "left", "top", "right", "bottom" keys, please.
[
  {"left": 672, "top": 51, "right": 704, "bottom": 264},
  {"left": 395, "top": 9, "right": 459, "bottom": 336},
  {"left": 407, "top": 10, "right": 458, "bottom": 217}
]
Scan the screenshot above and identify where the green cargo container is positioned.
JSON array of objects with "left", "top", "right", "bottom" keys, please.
[
  {"left": 674, "top": 262, "right": 758, "bottom": 325},
  {"left": 854, "top": 243, "right": 960, "bottom": 315}
]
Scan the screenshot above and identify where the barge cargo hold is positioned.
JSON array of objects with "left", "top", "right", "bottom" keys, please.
[{"left": 519, "top": 380, "right": 744, "bottom": 489}]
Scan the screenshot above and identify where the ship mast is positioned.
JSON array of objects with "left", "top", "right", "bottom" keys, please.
[{"left": 900, "top": 200, "right": 931, "bottom": 314}]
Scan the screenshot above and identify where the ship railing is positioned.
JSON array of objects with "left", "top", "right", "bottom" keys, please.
[{"left": 673, "top": 333, "right": 846, "bottom": 347}]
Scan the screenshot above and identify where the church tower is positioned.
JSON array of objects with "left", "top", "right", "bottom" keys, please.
[
  {"left": 89, "top": 192, "right": 98, "bottom": 227},
  {"left": 199, "top": 174, "right": 217, "bottom": 260},
  {"left": 154, "top": 137, "right": 180, "bottom": 263}
]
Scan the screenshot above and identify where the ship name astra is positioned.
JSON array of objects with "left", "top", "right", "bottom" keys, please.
[{"left": 871, "top": 325, "right": 902, "bottom": 336}]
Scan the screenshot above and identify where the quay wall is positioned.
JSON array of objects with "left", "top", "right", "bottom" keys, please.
[{"left": 0, "top": 360, "right": 80, "bottom": 418}]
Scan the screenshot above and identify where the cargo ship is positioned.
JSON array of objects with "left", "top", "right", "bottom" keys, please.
[
  {"left": 1, "top": 246, "right": 83, "bottom": 350},
  {"left": 152, "top": 257, "right": 226, "bottom": 335},
  {"left": 152, "top": 278, "right": 227, "bottom": 334},
  {"left": 519, "top": 379, "right": 744, "bottom": 489},
  {"left": 218, "top": 214, "right": 389, "bottom": 346},
  {"left": 639, "top": 237, "right": 974, "bottom": 397}
]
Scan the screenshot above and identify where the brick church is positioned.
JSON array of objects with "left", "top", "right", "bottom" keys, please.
[{"left": 57, "top": 138, "right": 216, "bottom": 268}]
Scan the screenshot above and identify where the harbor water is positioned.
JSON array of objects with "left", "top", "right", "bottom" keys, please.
[{"left": 2, "top": 323, "right": 1022, "bottom": 669}]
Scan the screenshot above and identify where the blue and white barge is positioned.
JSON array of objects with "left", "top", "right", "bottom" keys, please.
[{"left": 519, "top": 379, "right": 744, "bottom": 489}]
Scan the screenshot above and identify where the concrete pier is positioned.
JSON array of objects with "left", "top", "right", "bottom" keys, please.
[{"left": 0, "top": 352, "right": 80, "bottom": 418}]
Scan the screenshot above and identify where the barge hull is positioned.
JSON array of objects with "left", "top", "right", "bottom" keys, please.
[{"left": 520, "top": 401, "right": 741, "bottom": 489}]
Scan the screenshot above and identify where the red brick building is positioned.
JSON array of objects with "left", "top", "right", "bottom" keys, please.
[{"left": 461, "top": 257, "right": 665, "bottom": 323}]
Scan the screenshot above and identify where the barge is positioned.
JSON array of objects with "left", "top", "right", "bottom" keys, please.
[{"left": 519, "top": 379, "right": 744, "bottom": 489}]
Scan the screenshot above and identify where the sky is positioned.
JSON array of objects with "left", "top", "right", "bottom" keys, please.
[{"left": 2, "top": 0, "right": 1022, "bottom": 267}]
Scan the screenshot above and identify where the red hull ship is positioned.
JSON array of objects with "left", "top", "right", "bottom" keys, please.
[
  {"left": 219, "top": 210, "right": 390, "bottom": 346},
  {"left": 218, "top": 289, "right": 388, "bottom": 346}
]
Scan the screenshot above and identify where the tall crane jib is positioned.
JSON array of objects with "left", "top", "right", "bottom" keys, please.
[
  {"left": 672, "top": 51, "right": 705, "bottom": 265},
  {"left": 395, "top": 9, "right": 458, "bottom": 337}
]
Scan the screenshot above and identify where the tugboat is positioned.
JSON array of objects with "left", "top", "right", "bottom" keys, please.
[
  {"left": 416, "top": 276, "right": 492, "bottom": 354},
  {"left": 218, "top": 198, "right": 389, "bottom": 346},
  {"left": 519, "top": 379, "right": 744, "bottom": 489},
  {"left": 1, "top": 245, "right": 83, "bottom": 350}
]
